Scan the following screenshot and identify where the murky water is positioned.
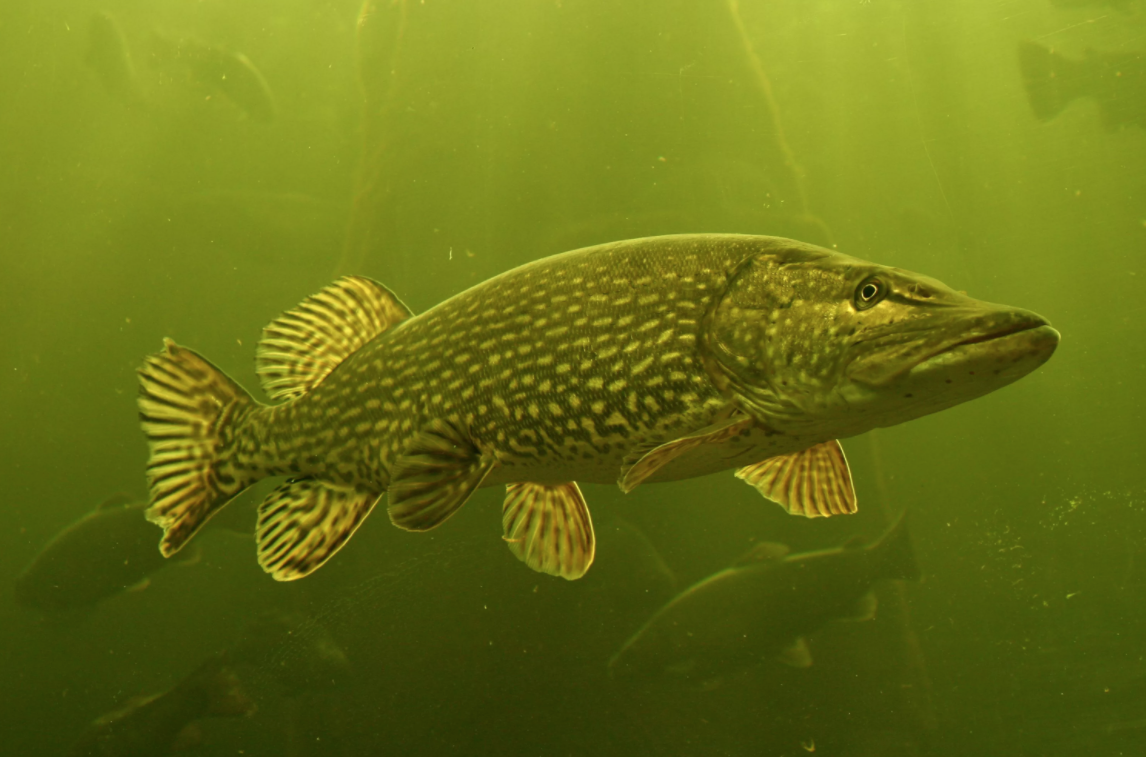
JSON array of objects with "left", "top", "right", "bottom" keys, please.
[{"left": 2, "top": 1, "right": 1142, "bottom": 754}]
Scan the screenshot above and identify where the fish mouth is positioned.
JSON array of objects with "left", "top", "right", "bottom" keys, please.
[
  {"left": 847, "top": 312, "right": 1058, "bottom": 388},
  {"left": 910, "top": 314, "right": 1059, "bottom": 376},
  {"left": 928, "top": 316, "right": 1051, "bottom": 358}
]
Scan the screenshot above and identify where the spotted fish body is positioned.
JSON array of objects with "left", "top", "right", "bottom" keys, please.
[
  {"left": 138, "top": 234, "right": 1059, "bottom": 582},
  {"left": 258, "top": 238, "right": 741, "bottom": 489}
]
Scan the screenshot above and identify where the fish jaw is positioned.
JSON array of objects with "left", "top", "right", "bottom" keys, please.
[
  {"left": 705, "top": 248, "right": 1059, "bottom": 436},
  {"left": 838, "top": 306, "right": 1059, "bottom": 429}
]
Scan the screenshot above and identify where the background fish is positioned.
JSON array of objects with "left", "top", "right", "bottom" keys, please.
[
  {"left": 148, "top": 32, "right": 276, "bottom": 122},
  {"left": 608, "top": 513, "right": 919, "bottom": 681},
  {"left": 66, "top": 652, "right": 256, "bottom": 757},
  {"left": 137, "top": 234, "right": 1057, "bottom": 584},
  {"left": 14, "top": 488, "right": 260, "bottom": 616},
  {"left": 1019, "top": 41, "right": 1146, "bottom": 130},
  {"left": 14, "top": 494, "right": 199, "bottom": 615}
]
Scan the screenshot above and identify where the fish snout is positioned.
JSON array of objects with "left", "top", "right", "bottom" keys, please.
[
  {"left": 904, "top": 303, "right": 1059, "bottom": 389},
  {"left": 930, "top": 306, "right": 1057, "bottom": 364}
]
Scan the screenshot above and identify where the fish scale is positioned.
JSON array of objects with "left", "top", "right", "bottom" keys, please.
[
  {"left": 250, "top": 237, "right": 742, "bottom": 488},
  {"left": 137, "top": 233, "right": 1059, "bottom": 583}
]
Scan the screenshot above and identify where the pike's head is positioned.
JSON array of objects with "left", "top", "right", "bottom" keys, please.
[{"left": 705, "top": 239, "right": 1059, "bottom": 435}]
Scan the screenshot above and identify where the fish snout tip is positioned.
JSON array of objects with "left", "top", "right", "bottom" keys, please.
[{"left": 1033, "top": 324, "right": 1061, "bottom": 360}]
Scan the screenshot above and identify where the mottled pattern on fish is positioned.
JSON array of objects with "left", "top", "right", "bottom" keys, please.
[
  {"left": 138, "top": 233, "right": 1058, "bottom": 583},
  {"left": 245, "top": 237, "right": 749, "bottom": 488}
]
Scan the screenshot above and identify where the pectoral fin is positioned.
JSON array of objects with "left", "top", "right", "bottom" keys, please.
[
  {"left": 619, "top": 415, "right": 755, "bottom": 493},
  {"left": 502, "top": 482, "right": 595, "bottom": 580},
  {"left": 736, "top": 440, "right": 857, "bottom": 518},
  {"left": 257, "top": 479, "right": 380, "bottom": 581},
  {"left": 388, "top": 418, "right": 498, "bottom": 531}
]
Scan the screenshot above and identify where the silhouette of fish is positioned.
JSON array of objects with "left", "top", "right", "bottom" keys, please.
[
  {"left": 149, "top": 32, "right": 275, "bottom": 122},
  {"left": 67, "top": 653, "right": 255, "bottom": 757},
  {"left": 15, "top": 494, "right": 199, "bottom": 615},
  {"left": 1019, "top": 41, "right": 1146, "bottom": 130},
  {"left": 609, "top": 513, "right": 919, "bottom": 680}
]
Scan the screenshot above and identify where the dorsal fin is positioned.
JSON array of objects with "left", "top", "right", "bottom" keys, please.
[{"left": 256, "top": 276, "right": 412, "bottom": 401}]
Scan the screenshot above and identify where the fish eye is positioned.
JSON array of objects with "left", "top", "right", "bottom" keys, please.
[{"left": 854, "top": 278, "right": 885, "bottom": 310}]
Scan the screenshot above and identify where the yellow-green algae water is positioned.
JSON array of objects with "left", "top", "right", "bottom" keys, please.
[{"left": 1, "top": 0, "right": 1142, "bottom": 754}]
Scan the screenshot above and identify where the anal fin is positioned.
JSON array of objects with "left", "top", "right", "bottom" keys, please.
[
  {"left": 257, "top": 479, "right": 380, "bottom": 581},
  {"left": 735, "top": 440, "right": 857, "bottom": 518},
  {"left": 502, "top": 482, "right": 595, "bottom": 580},
  {"left": 619, "top": 415, "right": 754, "bottom": 493},
  {"left": 388, "top": 418, "right": 498, "bottom": 531}
]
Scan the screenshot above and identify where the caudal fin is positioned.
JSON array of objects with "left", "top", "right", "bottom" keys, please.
[
  {"left": 138, "top": 338, "right": 257, "bottom": 558},
  {"left": 1018, "top": 41, "right": 1085, "bottom": 122},
  {"left": 868, "top": 511, "right": 920, "bottom": 583}
]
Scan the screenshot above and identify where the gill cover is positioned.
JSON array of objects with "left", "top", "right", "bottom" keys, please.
[{"left": 705, "top": 244, "right": 852, "bottom": 426}]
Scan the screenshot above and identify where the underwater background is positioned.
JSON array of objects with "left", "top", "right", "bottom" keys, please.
[{"left": 1, "top": 0, "right": 1143, "bottom": 754}]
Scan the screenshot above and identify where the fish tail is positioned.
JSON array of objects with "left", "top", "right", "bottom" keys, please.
[
  {"left": 869, "top": 511, "right": 920, "bottom": 583},
  {"left": 1018, "top": 41, "right": 1084, "bottom": 122},
  {"left": 138, "top": 338, "right": 262, "bottom": 558}
]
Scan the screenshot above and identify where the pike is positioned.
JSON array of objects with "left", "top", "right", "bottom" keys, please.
[
  {"left": 67, "top": 653, "right": 255, "bottom": 757},
  {"left": 138, "top": 234, "right": 1059, "bottom": 582},
  {"left": 15, "top": 493, "right": 198, "bottom": 615},
  {"left": 608, "top": 513, "right": 920, "bottom": 680}
]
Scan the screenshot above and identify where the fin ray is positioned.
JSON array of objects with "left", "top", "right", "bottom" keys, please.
[
  {"left": 138, "top": 339, "right": 256, "bottom": 557},
  {"left": 735, "top": 440, "right": 856, "bottom": 518},
  {"left": 256, "top": 479, "right": 380, "bottom": 581},
  {"left": 502, "top": 482, "right": 595, "bottom": 580},
  {"left": 256, "top": 276, "right": 412, "bottom": 401},
  {"left": 387, "top": 419, "right": 497, "bottom": 531}
]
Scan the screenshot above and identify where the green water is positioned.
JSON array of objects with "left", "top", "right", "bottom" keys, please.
[{"left": 1, "top": 0, "right": 1142, "bottom": 754}]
